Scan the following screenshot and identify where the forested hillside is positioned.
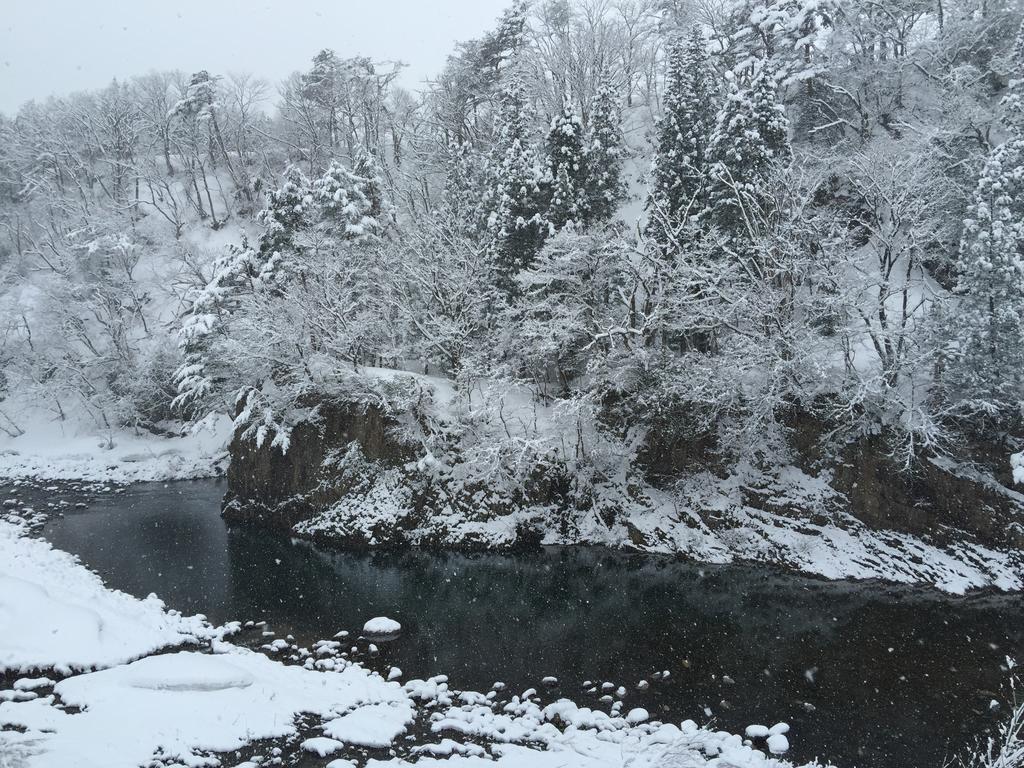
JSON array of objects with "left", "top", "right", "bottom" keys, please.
[{"left": 2, "top": 0, "right": 1024, "bottom": 581}]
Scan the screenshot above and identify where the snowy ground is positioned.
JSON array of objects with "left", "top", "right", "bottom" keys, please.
[
  {"left": 0, "top": 518, "right": 826, "bottom": 768},
  {"left": 0, "top": 410, "right": 231, "bottom": 483}
]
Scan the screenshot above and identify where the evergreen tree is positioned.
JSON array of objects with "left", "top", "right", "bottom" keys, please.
[
  {"left": 480, "top": 79, "right": 548, "bottom": 293},
  {"left": 170, "top": 70, "right": 220, "bottom": 122},
  {"left": 646, "top": 27, "right": 718, "bottom": 243},
  {"left": 351, "top": 148, "right": 393, "bottom": 228},
  {"left": 546, "top": 93, "right": 590, "bottom": 230},
  {"left": 585, "top": 71, "right": 626, "bottom": 224},
  {"left": 443, "top": 139, "right": 482, "bottom": 234},
  {"left": 943, "top": 137, "right": 1024, "bottom": 416},
  {"left": 257, "top": 167, "right": 313, "bottom": 265},
  {"left": 724, "top": 0, "right": 836, "bottom": 87},
  {"left": 705, "top": 62, "right": 792, "bottom": 238},
  {"left": 1002, "top": 19, "right": 1024, "bottom": 135},
  {"left": 315, "top": 156, "right": 387, "bottom": 245},
  {"left": 170, "top": 70, "right": 235, "bottom": 182}
]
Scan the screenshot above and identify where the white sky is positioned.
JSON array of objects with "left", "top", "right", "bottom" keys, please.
[{"left": 0, "top": 0, "right": 512, "bottom": 115}]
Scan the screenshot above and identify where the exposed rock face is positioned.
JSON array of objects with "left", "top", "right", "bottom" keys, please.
[
  {"left": 223, "top": 397, "right": 557, "bottom": 549},
  {"left": 786, "top": 412, "right": 1024, "bottom": 550},
  {"left": 223, "top": 400, "right": 414, "bottom": 531}
]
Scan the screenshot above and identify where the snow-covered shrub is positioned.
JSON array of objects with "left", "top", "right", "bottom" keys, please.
[{"left": 956, "top": 672, "right": 1023, "bottom": 768}]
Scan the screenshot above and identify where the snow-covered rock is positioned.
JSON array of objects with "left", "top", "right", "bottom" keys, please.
[
  {"left": 625, "top": 707, "right": 649, "bottom": 724},
  {"left": 768, "top": 733, "right": 791, "bottom": 754},
  {"left": 322, "top": 702, "right": 414, "bottom": 747},
  {"left": 301, "top": 736, "right": 344, "bottom": 756},
  {"left": 363, "top": 616, "right": 402, "bottom": 635}
]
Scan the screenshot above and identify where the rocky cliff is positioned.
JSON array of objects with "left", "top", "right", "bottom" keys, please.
[{"left": 222, "top": 394, "right": 1024, "bottom": 589}]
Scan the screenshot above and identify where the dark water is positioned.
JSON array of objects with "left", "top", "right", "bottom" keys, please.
[{"left": 40, "top": 479, "right": 1023, "bottom": 768}]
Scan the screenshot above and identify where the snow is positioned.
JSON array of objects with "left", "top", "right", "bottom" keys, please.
[
  {"left": 10, "top": 650, "right": 407, "bottom": 768},
  {"left": 768, "top": 733, "right": 791, "bottom": 754},
  {"left": 0, "top": 515, "right": 838, "bottom": 768},
  {"left": 363, "top": 616, "right": 402, "bottom": 635},
  {"left": 746, "top": 724, "right": 770, "bottom": 739},
  {"left": 291, "top": 369, "right": 1023, "bottom": 594},
  {"left": 0, "top": 409, "right": 231, "bottom": 483},
  {"left": 322, "top": 702, "right": 415, "bottom": 747},
  {"left": 302, "top": 736, "right": 345, "bottom": 755},
  {"left": 626, "top": 707, "right": 650, "bottom": 724},
  {"left": 12, "top": 678, "right": 54, "bottom": 691},
  {"left": 1012, "top": 451, "right": 1024, "bottom": 485},
  {"left": 0, "top": 521, "right": 212, "bottom": 673}
]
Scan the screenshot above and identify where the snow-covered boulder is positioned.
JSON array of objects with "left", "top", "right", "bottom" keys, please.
[{"left": 362, "top": 616, "right": 401, "bottom": 635}]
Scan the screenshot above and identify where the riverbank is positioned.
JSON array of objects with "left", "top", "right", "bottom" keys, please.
[
  {"left": 0, "top": 516, "right": 825, "bottom": 768},
  {"left": 0, "top": 411, "right": 231, "bottom": 484},
  {"left": 228, "top": 449, "right": 1024, "bottom": 594}
]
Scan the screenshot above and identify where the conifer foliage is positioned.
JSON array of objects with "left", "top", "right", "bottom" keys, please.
[
  {"left": 944, "top": 136, "right": 1024, "bottom": 416},
  {"left": 481, "top": 79, "right": 548, "bottom": 292},
  {"left": 646, "top": 26, "right": 718, "bottom": 242},
  {"left": 939, "top": 18, "right": 1024, "bottom": 420},
  {"left": 585, "top": 72, "right": 626, "bottom": 225},
  {"left": 705, "top": 63, "right": 792, "bottom": 238},
  {"left": 546, "top": 93, "right": 590, "bottom": 230}
]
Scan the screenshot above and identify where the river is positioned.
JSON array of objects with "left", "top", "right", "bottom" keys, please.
[{"left": 38, "top": 478, "right": 1023, "bottom": 768}]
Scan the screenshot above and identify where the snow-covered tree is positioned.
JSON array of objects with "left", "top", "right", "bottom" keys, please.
[
  {"left": 432, "top": 1, "right": 529, "bottom": 146},
  {"left": 1003, "top": 19, "right": 1024, "bottom": 135},
  {"left": 722, "top": 0, "right": 836, "bottom": 87},
  {"left": 705, "top": 63, "right": 792, "bottom": 239},
  {"left": 480, "top": 79, "right": 548, "bottom": 293},
  {"left": 300, "top": 49, "right": 345, "bottom": 150},
  {"left": 545, "top": 93, "right": 590, "bottom": 230},
  {"left": 443, "top": 139, "right": 483, "bottom": 234},
  {"left": 174, "top": 158, "right": 389, "bottom": 416},
  {"left": 255, "top": 167, "right": 314, "bottom": 282},
  {"left": 170, "top": 70, "right": 243, "bottom": 201},
  {"left": 585, "top": 71, "right": 626, "bottom": 225},
  {"left": 348, "top": 149, "right": 393, "bottom": 233},
  {"left": 646, "top": 27, "right": 719, "bottom": 244},
  {"left": 942, "top": 137, "right": 1024, "bottom": 418}
]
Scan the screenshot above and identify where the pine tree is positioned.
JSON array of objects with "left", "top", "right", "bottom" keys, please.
[
  {"left": 585, "top": 72, "right": 626, "bottom": 225},
  {"left": 170, "top": 71, "right": 234, "bottom": 176},
  {"left": 646, "top": 26, "right": 719, "bottom": 243},
  {"left": 351, "top": 147, "right": 393, "bottom": 228},
  {"left": 943, "top": 137, "right": 1024, "bottom": 415},
  {"left": 170, "top": 70, "right": 220, "bottom": 122},
  {"left": 705, "top": 62, "right": 792, "bottom": 238},
  {"left": 546, "top": 93, "right": 590, "bottom": 230},
  {"left": 480, "top": 79, "right": 548, "bottom": 293}
]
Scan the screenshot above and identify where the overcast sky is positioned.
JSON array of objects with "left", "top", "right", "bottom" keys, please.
[{"left": 0, "top": 0, "right": 511, "bottom": 115}]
